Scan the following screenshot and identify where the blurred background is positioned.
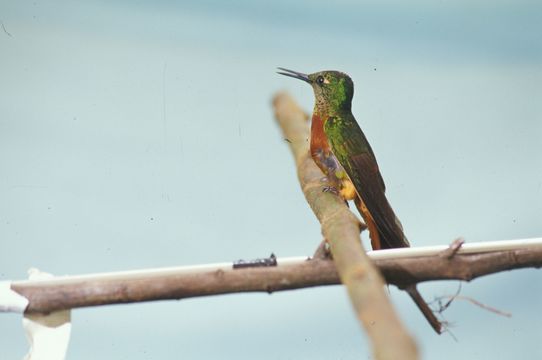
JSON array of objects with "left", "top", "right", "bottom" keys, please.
[{"left": 1, "top": 1, "right": 541, "bottom": 358}]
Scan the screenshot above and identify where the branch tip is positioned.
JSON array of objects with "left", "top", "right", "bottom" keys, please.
[{"left": 440, "top": 238, "right": 465, "bottom": 259}]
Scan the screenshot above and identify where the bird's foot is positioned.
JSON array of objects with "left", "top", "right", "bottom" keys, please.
[{"left": 322, "top": 186, "right": 339, "bottom": 195}]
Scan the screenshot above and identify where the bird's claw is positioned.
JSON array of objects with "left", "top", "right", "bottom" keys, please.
[{"left": 322, "top": 186, "right": 339, "bottom": 195}]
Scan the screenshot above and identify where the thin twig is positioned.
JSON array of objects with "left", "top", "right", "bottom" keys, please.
[
  {"left": 312, "top": 239, "right": 330, "bottom": 260},
  {"left": 1, "top": 21, "right": 12, "bottom": 37},
  {"left": 439, "top": 292, "right": 512, "bottom": 318},
  {"left": 404, "top": 285, "right": 443, "bottom": 334},
  {"left": 440, "top": 238, "right": 465, "bottom": 259},
  {"left": 438, "top": 282, "right": 463, "bottom": 312}
]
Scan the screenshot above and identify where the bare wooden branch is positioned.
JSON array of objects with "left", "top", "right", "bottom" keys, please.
[
  {"left": 272, "top": 92, "right": 419, "bottom": 359},
  {"left": 11, "top": 246, "right": 542, "bottom": 315}
]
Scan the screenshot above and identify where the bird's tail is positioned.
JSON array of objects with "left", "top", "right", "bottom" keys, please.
[
  {"left": 352, "top": 198, "right": 443, "bottom": 333},
  {"left": 353, "top": 197, "right": 409, "bottom": 249}
]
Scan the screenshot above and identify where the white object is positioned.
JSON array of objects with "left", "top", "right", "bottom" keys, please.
[
  {"left": 366, "top": 237, "right": 542, "bottom": 260},
  {"left": 22, "top": 268, "right": 72, "bottom": 360},
  {"left": 0, "top": 281, "right": 29, "bottom": 313},
  {"left": 9, "top": 238, "right": 542, "bottom": 289}
]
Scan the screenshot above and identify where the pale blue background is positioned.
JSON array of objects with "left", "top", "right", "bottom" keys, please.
[{"left": 1, "top": 1, "right": 541, "bottom": 359}]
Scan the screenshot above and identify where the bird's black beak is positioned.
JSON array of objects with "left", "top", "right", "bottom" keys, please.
[{"left": 277, "top": 67, "right": 311, "bottom": 84}]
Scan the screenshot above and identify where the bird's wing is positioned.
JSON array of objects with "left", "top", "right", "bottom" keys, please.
[
  {"left": 331, "top": 115, "right": 408, "bottom": 249},
  {"left": 347, "top": 151, "right": 409, "bottom": 248}
]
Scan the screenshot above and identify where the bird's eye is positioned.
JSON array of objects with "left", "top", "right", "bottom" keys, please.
[{"left": 316, "top": 76, "right": 325, "bottom": 85}]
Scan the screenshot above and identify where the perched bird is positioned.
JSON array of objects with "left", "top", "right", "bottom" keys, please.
[{"left": 278, "top": 67, "right": 442, "bottom": 333}]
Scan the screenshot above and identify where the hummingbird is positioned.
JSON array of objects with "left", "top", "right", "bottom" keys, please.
[
  {"left": 278, "top": 67, "right": 442, "bottom": 333},
  {"left": 278, "top": 67, "right": 407, "bottom": 250}
]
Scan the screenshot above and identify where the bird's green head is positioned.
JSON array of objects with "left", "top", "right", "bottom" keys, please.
[{"left": 278, "top": 68, "right": 354, "bottom": 114}]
